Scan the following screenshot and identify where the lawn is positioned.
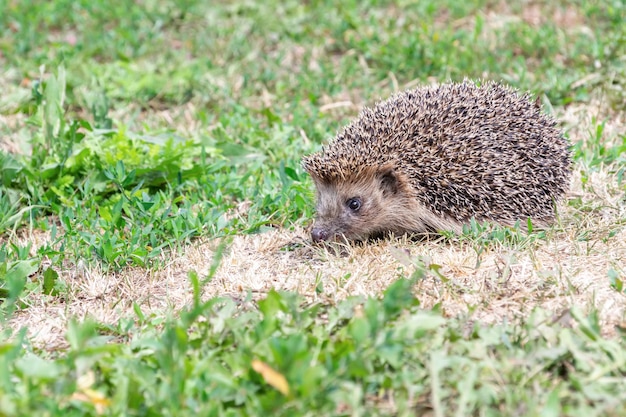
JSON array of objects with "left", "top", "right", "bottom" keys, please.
[{"left": 1, "top": 0, "right": 625, "bottom": 415}]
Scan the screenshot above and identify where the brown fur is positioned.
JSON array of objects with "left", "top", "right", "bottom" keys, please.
[
  {"left": 309, "top": 164, "right": 462, "bottom": 241},
  {"left": 302, "top": 80, "right": 571, "bottom": 242}
]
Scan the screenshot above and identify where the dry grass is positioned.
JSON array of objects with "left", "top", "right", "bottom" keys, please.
[{"left": 10, "top": 216, "right": 626, "bottom": 350}]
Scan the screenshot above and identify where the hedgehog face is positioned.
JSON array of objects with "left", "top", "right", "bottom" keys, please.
[
  {"left": 309, "top": 180, "right": 380, "bottom": 242},
  {"left": 307, "top": 165, "right": 427, "bottom": 242}
]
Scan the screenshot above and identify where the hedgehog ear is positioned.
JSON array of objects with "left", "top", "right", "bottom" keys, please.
[
  {"left": 378, "top": 165, "right": 402, "bottom": 196},
  {"left": 301, "top": 157, "right": 320, "bottom": 182}
]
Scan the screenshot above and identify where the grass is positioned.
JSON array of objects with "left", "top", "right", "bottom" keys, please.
[{"left": 1, "top": 0, "right": 625, "bottom": 415}]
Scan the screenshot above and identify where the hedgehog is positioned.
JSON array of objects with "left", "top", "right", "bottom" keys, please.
[{"left": 301, "top": 80, "right": 571, "bottom": 242}]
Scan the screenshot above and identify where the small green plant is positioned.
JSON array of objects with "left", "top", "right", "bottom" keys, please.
[{"left": 573, "top": 119, "right": 626, "bottom": 175}]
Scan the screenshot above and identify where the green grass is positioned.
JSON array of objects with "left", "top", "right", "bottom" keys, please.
[
  {"left": 3, "top": 278, "right": 626, "bottom": 416},
  {"left": 1, "top": 0, "right": 625, "bottom": 415}
]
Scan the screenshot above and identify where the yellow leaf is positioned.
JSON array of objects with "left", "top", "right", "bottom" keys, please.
[
  {"left": 70, "top": 389, "right": 110, "bottom": 414},
  {"left": 72, "top": 370, "right": 110, "bottom": 414},
  {"left": 252, "top": 359, "right": 290, "bottom": 396}
]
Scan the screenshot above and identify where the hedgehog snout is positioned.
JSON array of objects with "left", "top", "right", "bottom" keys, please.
[{"left": 311, "top": 227, "right": 330, "bottom": 242}]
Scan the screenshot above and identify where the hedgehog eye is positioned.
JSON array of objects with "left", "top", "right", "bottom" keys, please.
[{"left": 346, "top": 198, "right": 361, "bottom": 211}]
